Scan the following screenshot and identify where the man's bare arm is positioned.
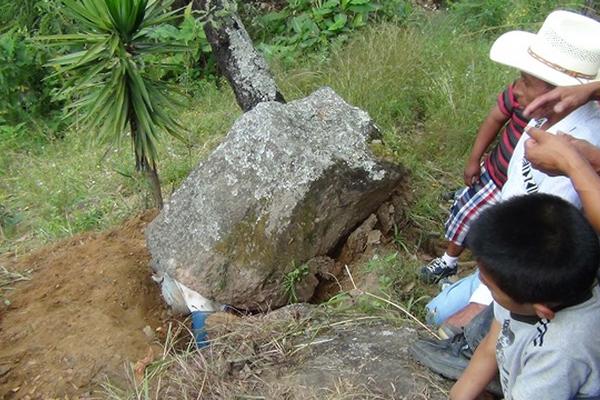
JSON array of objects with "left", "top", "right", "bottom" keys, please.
[
  {"left": 450, "top": 320, "right": 501, "bottom": 400},
  {"left": 464, "top": 105, "right": 508, "bottom": 186}
]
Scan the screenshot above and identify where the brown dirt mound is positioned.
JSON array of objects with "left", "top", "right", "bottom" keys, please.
[{"left": 0, "top": 211, "right": 171, "bottom": 399}]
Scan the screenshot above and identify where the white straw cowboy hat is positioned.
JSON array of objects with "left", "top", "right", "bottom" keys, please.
[{"left": 490, "top": 10, "right": 600, "bottom": 86}]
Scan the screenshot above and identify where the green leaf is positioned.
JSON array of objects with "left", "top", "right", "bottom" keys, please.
[
  {"left": 322, "top": 0, "right": 340, "bottom": 8},
  {"left": 351, "top": 13, "right": 365, "bottom": 28},
  {"left": 125, "top": 58, "right": 153, "bottom": 112},
  {"left": 290, "top": 15, "right": 308, "bottom": 34},
  {"left": 327, "top": 13, "right": 348, "bottom": 31},
  {"left": 348, "top": 4, "right": 376, "bottom": 14}
]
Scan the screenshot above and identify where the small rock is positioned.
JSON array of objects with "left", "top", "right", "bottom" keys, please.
[
  {"left": 142, "top": 325, "right": 155, "bottom": 340},
  {"left": 205, "top": 312, "right": 242, "bottom": 338},
  {"left": 262, "top": 303, "right": 315, "bottom": 322},
  {"left": 376, "top": 202, "right": 395, "bottom": 235},
  {"left": 338, "top": 214, "right": 378, "bottom": 264},
  {"left": 0, "top": 365, "right": 11, "bottom": 377},
  {"left": 366, "top": 230, "right": 382, "bottom": 245}
]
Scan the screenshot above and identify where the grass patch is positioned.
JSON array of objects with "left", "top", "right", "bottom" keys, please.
[
  {"left": 102, "top": 305, "right": 437, "bottom": 400},
  {"left": 0, "top": 80, "right": 239, "bottom": 253}
]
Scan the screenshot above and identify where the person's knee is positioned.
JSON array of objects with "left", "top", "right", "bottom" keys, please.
[{"left": 426, "top": 272, "right": 482, "bottom": 325}]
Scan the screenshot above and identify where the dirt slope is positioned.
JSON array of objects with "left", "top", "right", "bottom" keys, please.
[{"left": 0, "top": 211, "right": 169, "bottom": 399}]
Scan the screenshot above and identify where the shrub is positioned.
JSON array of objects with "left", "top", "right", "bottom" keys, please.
[
  {"left": 146, "top": 4, "right": 217, "bottom": 87},
  {"left": 250, "top": 0, "right": 414, "bottom": 63}
]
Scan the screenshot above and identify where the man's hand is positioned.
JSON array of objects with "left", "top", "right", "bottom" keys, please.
[
  {"left": 524, "top": 127, "right": 579, "bottom": 176},
  {"left": 566, "top": 136, "right": 600, "bottom": 174},
  {"left": 524, "top": 82, "right": 600, "bottom": 118},
  {"left": 464, "top": 159, "right": 481, "bottom": 186}
]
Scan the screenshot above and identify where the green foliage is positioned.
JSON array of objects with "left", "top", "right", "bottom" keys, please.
[
  {"left": 0, "top": 0, "right": 68, "bottom": 33},
  {"left": 283, "top": 262, "right": 310, "bottom": 302},
  {"left": 0, "top": 5, "right": 67, "bottom": 133},
  {"left": 0, "top": 28, "right": 65, "bottom": 132},
  {"left": 46, "top": 0, "right": 187, "bottom": 149},
  {"left": 0, "top": 29, "right": 49, "bottom": 125},
  {"left": 448, "top": 0, "right": 587, "bottom": 34},
  {"left": 146, "top": 5, "right": 216, "bottom": 86},
  {"left": 253, "top": 0, "right": 413, "bottom": 63},
  {"left": 43, "top": 0, "right": 189, "bottom": 209}
]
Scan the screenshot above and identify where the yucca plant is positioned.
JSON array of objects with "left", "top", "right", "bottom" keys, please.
[{"left": 42, "top": 0, "right": 187, "bottom": 209}]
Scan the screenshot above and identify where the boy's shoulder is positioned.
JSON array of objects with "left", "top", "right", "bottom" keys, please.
[
  {"left": 495, "top": 288, "right": 600, "bottom": 398},
  {"left": 541, "top": 285, "right": 600, "bottom": 344},
  {"left": 496, "top": 285, "right": 600, "bottom": 350}
]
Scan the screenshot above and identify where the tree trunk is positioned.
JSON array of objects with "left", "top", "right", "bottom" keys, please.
[
  {"left": 193, "top": 0, "right": 285, "bottom": 112},
  {"left": 144, "top": 162, "right": 164, "bottom": 210},
  {"left": 129, "top": 117, "right": 164, "bottom": 210}
]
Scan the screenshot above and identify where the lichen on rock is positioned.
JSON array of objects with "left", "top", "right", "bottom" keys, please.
[{"left": 146, "top": 87, "right": 407, "bottom": 310}]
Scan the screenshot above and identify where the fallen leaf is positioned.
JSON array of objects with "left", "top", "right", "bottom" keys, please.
[
  {"left": 134, "top": 347, "right": 155, "bottom": 382},
  {"left": 402, "top": 282, "right": 415, "bottom": 293}
]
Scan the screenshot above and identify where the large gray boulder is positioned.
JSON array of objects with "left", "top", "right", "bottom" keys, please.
[{"left": 146, "top": 87, "right": 406, "bottom": 310}]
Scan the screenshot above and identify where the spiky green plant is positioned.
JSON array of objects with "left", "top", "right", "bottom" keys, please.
[{"left": 43, "top": 0, "right": 187, "bottom": 208}]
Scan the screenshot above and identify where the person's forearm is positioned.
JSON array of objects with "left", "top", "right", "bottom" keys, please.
[
  {"left": 450, "top": 321, "right": 501, "bottom": 400},
  {"left": 468, "top": 107, "right": 507, "bottom": 163},
  {"left": 578, "top": 146, "right": 600, "bottom": 174},
  {"left": 588, "top": 81, "right": 600, "bottom": 102},
  {"left": 565, "top": 154, "right": 600, "bottom": 233}
]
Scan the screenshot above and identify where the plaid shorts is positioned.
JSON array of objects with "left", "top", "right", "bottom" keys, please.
[{"left": 444, "top": 164, "right": 502, "bottom": 246}]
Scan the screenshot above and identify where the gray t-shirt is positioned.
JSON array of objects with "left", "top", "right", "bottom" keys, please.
[{"left": 494, "top": 285, "right": 600, "bottom": 400}]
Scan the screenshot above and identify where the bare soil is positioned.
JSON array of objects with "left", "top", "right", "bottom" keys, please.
[{"left": 0, "top": 211, "right": 171, "bottom": 400}]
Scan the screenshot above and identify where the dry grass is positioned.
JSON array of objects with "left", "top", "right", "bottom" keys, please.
[
  {"left": 102, "top": 304, "right": 439, "bottom": 400},
  {"left": 0, "top": 265, "right": 31, "bottom": 302}
]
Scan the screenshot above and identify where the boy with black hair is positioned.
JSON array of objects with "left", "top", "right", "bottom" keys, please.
[{"left": 449, "top": 194, "right": 600, "bottom": 400}]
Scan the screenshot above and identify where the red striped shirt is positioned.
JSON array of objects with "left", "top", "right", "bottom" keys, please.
[{"left": 484, "top": 84, "right": 528, "bottom": 188}]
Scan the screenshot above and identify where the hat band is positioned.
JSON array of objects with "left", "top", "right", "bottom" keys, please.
[{"left": 527, "top": 47, "right": 595, "bottom": 80}]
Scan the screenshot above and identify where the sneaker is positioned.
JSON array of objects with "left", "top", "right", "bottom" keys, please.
[
  {"left": 409, "top": 334, "right": 472, "bottom": 381},
  {"left": 441, "top": 188, "right": 465, "bottom": 202},
  {"left": 420, "top": 257, "right": 457, "bottom": 283},
  {"left": 409, "top": 335, "right": 503, "bottom": 396}
]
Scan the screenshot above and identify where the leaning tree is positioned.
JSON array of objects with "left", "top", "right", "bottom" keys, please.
[{"left": 44, "top": 0, "right": 187, "bottom": 209}]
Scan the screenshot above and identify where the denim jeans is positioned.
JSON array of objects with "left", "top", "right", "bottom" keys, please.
[{"left": 425, "top": 271, "right": 482, "bottom": 325}]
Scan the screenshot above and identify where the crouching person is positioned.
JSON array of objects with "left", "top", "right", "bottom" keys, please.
[{"left": 450, "top": 193, "right": 600, "bottom": 400}]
